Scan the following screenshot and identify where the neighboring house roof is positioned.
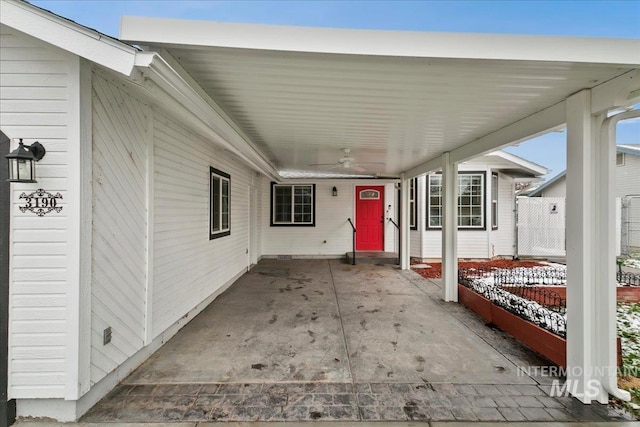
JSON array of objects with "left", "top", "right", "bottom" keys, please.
[
  {"left": 484, "top": 151, "right": 549, "bottom": 177},
  {"left": 528, "top": 171, "right": 567, "bottom": 197},
  {"left": 528, "top": 144, "right": 639, "bottom": 197},
  {"left": 617, "top": 144, "right": 640, "bottom": 156}
]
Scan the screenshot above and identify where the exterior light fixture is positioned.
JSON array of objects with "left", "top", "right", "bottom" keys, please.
[
  {"left": 6, "top": 139, "right": 46, "bottom": 183},
  {"left": 332, "top": 186, "right": 338, "bottom": 197}
]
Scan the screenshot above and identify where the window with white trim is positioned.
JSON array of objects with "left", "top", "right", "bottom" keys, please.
[
  {"left": 427, "top": 172, "right": 485, "bottom": 229},
  {"left": 491, "top": 173, "right": 498, "bottom": 230},
  {"left": 409, "top": 178, "right": 417, "bottom": 230},
  {"left": 271, "top": 183, "right": 315, "bottom": 226},
  {"left": 210, "top": 167, "right": 230, "bottom": 239},
  {"left": 617, "top": 152, "right": 625, "bottom": 166}
]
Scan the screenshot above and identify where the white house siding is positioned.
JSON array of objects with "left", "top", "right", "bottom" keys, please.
[
  {"left": 1, "top": 25, "right": 75, "bottom": 399},
  {"left": 409, "top": 176, "right": 425, "bottom": 259},
  {"left": 151, "top": 111, "right": 257, "bottom": 338},
  {"left": 420, "top": 168, "right": 516, "bottom": 259},
  {"left": 90, "top": 73, "right": 149, "bottom": 385},
  {"left": 261, "top": 180, "right": 397, "bottom": 257},
  {"left": 538, "top": 180, "right": 566, "bottom": 198},
  {"left": 489, "top": 173, "right": 516, "bottom": 257},
  {"left": 616, "top": 153, "right": 640, "bottom": 199}
]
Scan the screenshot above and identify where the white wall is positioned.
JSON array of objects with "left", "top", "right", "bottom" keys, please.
[
  {"left": 151, "top": 111, "right": 260, "bottom": 337},
  {"left": 489, "top": 173, "right": 517, "bottom": 257},
  {"left": 1, "top": 24, "right": 75, "bottom": 399},
  {"left": 616, "top": 153, "right": 640, "bottom": 199},
  {"left": 90, "top": 73, "right": 148, "bottom": 386},
  {"left": 261, "top": 180, "right": 397, "bottom": 257},
  {"left": 418, "top": 167, "right": 516, "bottom": 259},
  {"left": 88, "top": 67, "right": 265, "bottom": 377},
  {"left": 538, "top": 179, "right": 566, "bottom": 198}
]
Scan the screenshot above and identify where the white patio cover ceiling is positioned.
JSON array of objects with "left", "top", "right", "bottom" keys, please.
[{"left": 121, "top": 17, "right": 640, "bottom": 177}]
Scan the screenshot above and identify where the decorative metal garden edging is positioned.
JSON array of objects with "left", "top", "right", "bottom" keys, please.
[
  {"left": 617, "top": 271, "right": 640, "bottom": 287},
  {"left": 459, "top": 267, "right": 567, "bottom": 338}
]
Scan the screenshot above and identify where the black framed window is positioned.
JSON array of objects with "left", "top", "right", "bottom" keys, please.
[
  {"left": 491, "top": 173, "right": 499, "bottom": 230},
  {"left": 271, "top": 183, "right": 315, "bottom": 226},
  {"left": 210, "top": 167, "right": 230, "bottom": 239},
  {"left": 409, "top": 178, "right": 418, "bottom": 230},
  {"left": 427, "top": 172, "right": 485, "bottom": 229}
]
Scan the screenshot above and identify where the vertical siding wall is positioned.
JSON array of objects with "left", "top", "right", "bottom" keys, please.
[
  {"left": 0, "top": 25, "right": 73, "bottom": 399},
  {"left": 261, "top": 181, "right": 397, "bottom": 256},
  {"left": 151, "top": 112, "right": 257, "bottom": 337},
  {"left": 89, "top": 72, "right": 262, "bottom": 383},
  {"left": 90, "top": 74, "right": 148, "bottom": 385}
]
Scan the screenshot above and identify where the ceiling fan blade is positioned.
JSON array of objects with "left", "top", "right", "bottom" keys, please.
[
  {"left": 308, "top": 163, "right": 339, "bottom": 166},
  {"left": 350, "top": 165, "right": 367, "bottom": 172},
  {"left": 354, "top": 162, "right": 385, "bottom": 165}
]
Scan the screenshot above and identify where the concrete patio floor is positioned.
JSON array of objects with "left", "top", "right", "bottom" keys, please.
[{"left": 81, "top": 260, "right": 636, "bottom": 423}]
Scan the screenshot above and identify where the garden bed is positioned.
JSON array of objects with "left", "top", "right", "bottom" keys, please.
[{"left": 458, "top": 284, "right": 566, "bottom": 367}]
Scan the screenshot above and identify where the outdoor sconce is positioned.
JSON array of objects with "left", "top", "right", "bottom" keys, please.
[
  {"left": 6, "top": 139, "right": 46, "bottom": 183},
  {"left": 332, "top": 186, "right": 338, "bottom": 197}
]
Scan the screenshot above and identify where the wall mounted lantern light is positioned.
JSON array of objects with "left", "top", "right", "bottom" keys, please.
[
  {"left": 6, "top": 139, "right": 46, "bottom": 183},
  {"left": 332, "top": 186, "right": 338, "bottom": 197}
]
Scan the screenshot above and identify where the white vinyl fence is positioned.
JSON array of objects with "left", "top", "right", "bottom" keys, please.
[
  {"left": 517, "top": 197, "right": 566, "bottom": 257},
  {"left": 622, "top": 195, "right": 640, "bottom": 256},
  {"left": 516, "top": 197, "right": 622, "bottom": 258}
]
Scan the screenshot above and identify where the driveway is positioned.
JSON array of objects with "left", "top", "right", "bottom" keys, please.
[{"left": 82, "top": 260, "right": 633, "bottom": 423}]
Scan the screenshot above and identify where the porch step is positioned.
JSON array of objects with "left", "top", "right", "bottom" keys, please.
[{"left": 345, "top": 251, "right": 399, "bottom": 265}]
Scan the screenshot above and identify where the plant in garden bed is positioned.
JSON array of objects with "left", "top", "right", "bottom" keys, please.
[{"left": 617, "top": 303, "right": 640, "bottom": 418}]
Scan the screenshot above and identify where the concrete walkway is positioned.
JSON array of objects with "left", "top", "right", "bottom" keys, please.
[{"left": 79, "top": 260, "right": 636, "bottom": 423}]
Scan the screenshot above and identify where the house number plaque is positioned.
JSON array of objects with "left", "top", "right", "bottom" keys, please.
[{"left": 19, "top": 189, "right": 63, "bottom": 216}]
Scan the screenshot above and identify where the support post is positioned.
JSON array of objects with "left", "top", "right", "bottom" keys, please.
[
  {"left": 400, "top": 173, "right": 410, "bottom": 270},
  {"left": 1, "top": 132, "right": 16, "bottom": 426},
  {"left": 565, "top": 89, "right": 610, "bottom": 403},
  {"left": 442, "top": 153, "right": 458, "bottom": 302}
]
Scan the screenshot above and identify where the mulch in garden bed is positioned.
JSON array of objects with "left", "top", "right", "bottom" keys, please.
[{"left": 412, "top": 259, "right": 546, "bottom": 279}]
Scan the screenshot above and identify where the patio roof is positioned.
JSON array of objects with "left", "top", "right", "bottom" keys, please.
[{"left": 121, "top": 17, "right": 640, "bottom": 179}]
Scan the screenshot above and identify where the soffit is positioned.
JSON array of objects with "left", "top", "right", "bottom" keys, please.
[{"left": 122, "top": 19, "right": 639, "bottom": 177}]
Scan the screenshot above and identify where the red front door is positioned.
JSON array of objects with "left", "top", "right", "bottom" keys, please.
[{"left": 355, "top": 186, "right": 384, "bottom": 251}]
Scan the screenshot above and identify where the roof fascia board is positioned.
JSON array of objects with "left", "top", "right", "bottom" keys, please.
[
  {"left": 121, "top": 16, "right": 640, "bottom": 66},
  {"left": 1, "top": 0, "right": 136, "bottom": 76},
  {"left": 591, "top": 69, "right": 640, "bottom": 114},
  {"left": 134, "top": 53, "right": 280, "bottom": 180},
  {"left": 486, "top": 151, "right": 549, "bottom": 176},
  {"left": 406, "top": 156, "right": 443, "bottom": 179},
  {"left": 617, "top": 145, "right": 640, "bottom": 156},
  {"left": 406, "top": 101, "right": 565, "bottom": 179},
  {"left": 149, "top": 47, "right": 278, "bottom": 175},
  {"left": 451, "top": 101, "right": 566, "bottom": 165}
]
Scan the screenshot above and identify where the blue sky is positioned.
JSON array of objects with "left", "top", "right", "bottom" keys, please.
[{"left": 31, "top": 0, "right": 640, "bottom": 180}]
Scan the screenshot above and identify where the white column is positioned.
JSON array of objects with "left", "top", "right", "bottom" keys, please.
[
  {"left": 595, "top": 111, "right": 638, "bottom": 403},
  {"left": 400, "top": 173, "right": 410, "bottom": 270},
  {"left": 565, "top": 89, "right": 607, "bottom": 403},
  {"left": 442, "top": 152, "right": 458, "bottom": 302}
]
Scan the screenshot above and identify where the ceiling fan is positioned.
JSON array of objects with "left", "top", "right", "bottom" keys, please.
[{"left": 308, "top": 149, "right": 384, "bottom": 173}]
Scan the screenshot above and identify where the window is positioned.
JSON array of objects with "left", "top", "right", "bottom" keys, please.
[
  {"left": 210, "top": 167, "right": 230, "bottom": 239},
  {"left": 491, "top": 173, "right": 498, "bottom": 230},
  {"left": 271, "top": 183, "right": 315, "bottom": 226},
  {"left": 617, "top": 152, "right": 625, "bottom": 166},
  {"left": 409, "top": 178, "right": 418, "bottom": 230},
  {"left": 427, "top": 172, "right": 485, "bottom": 229}
]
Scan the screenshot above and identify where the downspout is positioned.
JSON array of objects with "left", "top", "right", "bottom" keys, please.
[
  {"left": 1, "top": 131, "right": 16, "bottom": 426},
  {"left": 597, "top": 109, "right": 639, "bottom": 402}
]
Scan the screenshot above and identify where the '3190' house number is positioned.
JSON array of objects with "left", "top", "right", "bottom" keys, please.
[{"left": 19, "top": 189, "right": 63, "bottom": 217}]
